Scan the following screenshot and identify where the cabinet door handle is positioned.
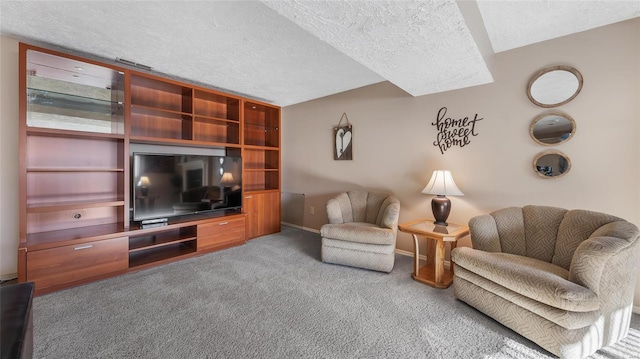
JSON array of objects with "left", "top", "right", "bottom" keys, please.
[
  {"left": 244, "top": 196, "right": 253, "bottom": 199},
  {"left": 74, "top": 244, "right": 93, "bottom": 251},
  {"left": 219, "top": 222, "right": 229, "bottom": 226}
]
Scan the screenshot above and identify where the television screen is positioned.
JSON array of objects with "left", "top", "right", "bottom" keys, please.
[{"left": 132, "top": 153, "right": 242, "bottom": 222}]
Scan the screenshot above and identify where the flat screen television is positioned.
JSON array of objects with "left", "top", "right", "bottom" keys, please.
[{"left": 132, "top": 152, "right": 242, "bottom": 222}]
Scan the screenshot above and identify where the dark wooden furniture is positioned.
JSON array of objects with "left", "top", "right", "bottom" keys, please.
[
  {"left": 1, "top": 282, "right": 34, "bottom": 359},
  {"left": 17, "top": 43, "right": 280, "bottom": 295}
]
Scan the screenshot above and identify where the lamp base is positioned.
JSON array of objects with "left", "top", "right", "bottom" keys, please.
[{"left": 431, "top": 195, "right": 451, "bottom": 226}]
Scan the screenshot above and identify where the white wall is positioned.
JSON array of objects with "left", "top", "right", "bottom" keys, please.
[
  {"left": 281, "top": 19, "right": 640, "bottom": 307},
  {"left": 0, "top": 36, "right": 20, "bottom": 280}
]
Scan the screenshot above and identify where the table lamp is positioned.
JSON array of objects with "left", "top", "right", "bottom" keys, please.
[
  {"left": 137, "top": 176, "right": 151, "bottom": 196},
  {"left": 421, "top": 170, "right": 463, "bottom": 226},
  {"left": 221, "top": 172, "right": 234, "bottom": 192}
]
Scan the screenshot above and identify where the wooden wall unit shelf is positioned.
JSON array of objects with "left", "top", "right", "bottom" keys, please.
[
  {"left": 129, "top": 73, "right": 241, "bottom": 148},
  {"left": 242, "top": 101, "right": 281, "bottom": 238},
  {"left": 128, "top": 226, "right": 198, "bottom": 269},
  {"left": 17, "top": 43, "right": 280, "bottom": 295}
]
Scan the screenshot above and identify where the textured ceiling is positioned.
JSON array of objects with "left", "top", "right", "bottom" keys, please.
[
  {"left": 263, "top": 0, "right": 493, "bottom": 96},
  {"left": 477, "top": 0, "right": 640, "bottom": 53},
  {"left": 1, "top": 1, "right": 638, "bottom": 107}
]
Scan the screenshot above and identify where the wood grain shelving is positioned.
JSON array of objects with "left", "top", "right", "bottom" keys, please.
[
  {"left": 18, "top": 43, "right": 278, "bottom": 295},
  {"left": 129, "top": 226, "right": 197, "bottom": 252},
  {"left": 26, "top": 200, "right": 125, "bottom": 213},
  {"left": 242, "top": 101, "right": 281, "bottom": 238},
  {"left": 129, "top": 242, "right": 197, "bottom": 268}
]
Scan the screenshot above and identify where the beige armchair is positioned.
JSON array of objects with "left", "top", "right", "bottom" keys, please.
[
  {"left": 451, "top": 205, "right": 640, "bottom": 359},
  {"left": 320, "top": 191, "right": 400, "bottom": 273}
]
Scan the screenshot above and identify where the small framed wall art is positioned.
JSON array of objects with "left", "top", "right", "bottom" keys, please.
[{"left": 334, "top": 112, "right": 353, "bottom": 160}]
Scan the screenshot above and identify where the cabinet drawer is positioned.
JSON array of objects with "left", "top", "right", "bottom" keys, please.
[
  {"left": 198, "top": 217, "right": 245, "bottom": 251},
  {"left": 26, "top": 236, "right": 128, "bottom": 290}
]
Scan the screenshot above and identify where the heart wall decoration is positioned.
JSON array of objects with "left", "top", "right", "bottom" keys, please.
[{"left": 334, "top": 113, "right": 353, "bottom": 160}]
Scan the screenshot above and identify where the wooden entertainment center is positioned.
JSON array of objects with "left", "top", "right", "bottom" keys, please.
[{"left": 17, "top": 43, "right": 281, "bottom": 295}]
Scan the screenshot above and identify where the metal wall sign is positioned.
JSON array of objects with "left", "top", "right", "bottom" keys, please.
[
  {"left": 432, "top": 106, "right": 483, "bottom": 154},
  {"left": 334, "top": 112, "right": 353, "bottom": 160}
]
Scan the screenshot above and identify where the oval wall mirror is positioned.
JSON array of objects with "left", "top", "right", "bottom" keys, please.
[
  {"left": 527, "top": 66, "right": 583, "bottom": 108},
  {"left": 533, "top": 150, "right": 571, "bottom": 178},
  {"left": 530, "top": 112, "right": 576, "bottom": 146}
]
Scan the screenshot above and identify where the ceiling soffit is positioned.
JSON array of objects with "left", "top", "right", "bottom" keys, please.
[{"left": 263, "top": 0, "right": 494, "bottom": 97}]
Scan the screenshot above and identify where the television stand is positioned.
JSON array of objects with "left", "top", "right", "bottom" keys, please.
[
  {"left": 20, "top": 213, "right": 247, "bottom": 295},
  {"left": 141, "top": 218, "right": 168, "bottom": 229}
]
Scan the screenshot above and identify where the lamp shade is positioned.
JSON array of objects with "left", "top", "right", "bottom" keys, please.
[
  {"left": 421, "top": 170, "right": 463, "bottom": 196},
  {"left": 221, "top": 172, "right": 235, "bottom": 185},
  {"left": 137, "top": 176, "right": 151, "bottom": 187}
]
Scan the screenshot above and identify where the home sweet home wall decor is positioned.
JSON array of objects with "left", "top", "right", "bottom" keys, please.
[
  {"left": 334, "top": 112, "right": 353, "bottom": 160},
  {"left": 432, "top": 106, "right": 483, "bottom": 154}
]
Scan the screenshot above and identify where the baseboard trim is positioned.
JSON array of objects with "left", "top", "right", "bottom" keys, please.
[
  {"left": 395, "top": 248, "right": 423, "bottom": 260},
  {"left": 281, "top": 222, "right": 320, "bottom": 234},
  {"left": 0, "top": 273, "right": 18, "bottom": 282},
  {"left": 634, "top": 306, "right": 640, "bottom": 315},
  {"left": 395, "top": 248, "right": 451, "bottom": 269}
]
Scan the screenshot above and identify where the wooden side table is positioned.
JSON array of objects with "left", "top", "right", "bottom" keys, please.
[{"left": 398, "top": 219, "right": 469, "bottom": 288}]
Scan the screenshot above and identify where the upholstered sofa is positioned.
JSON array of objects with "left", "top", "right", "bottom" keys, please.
[
  {"left": 320, "top": 191, "right": 400, "bottom": 273},
  {"left": 451, "top": 205, "right": 640, "bottom": 359}
]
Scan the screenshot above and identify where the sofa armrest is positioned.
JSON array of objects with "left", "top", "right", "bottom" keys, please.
[
  {"left": 569, "top": 235, "right": 637, "bottom": 293},
  {"left": 469, "top": 214, "right": 502, "bottom": 252},
  {"left": 380, "top": 199, "right": 400, "bottom": 230}
]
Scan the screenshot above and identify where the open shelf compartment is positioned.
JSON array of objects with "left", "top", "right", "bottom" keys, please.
[
  {"left": 193, "top": 117, "right": 240, "bottom": 144},
  {"left": 129, "top": 226, "right": 197, "bottom": 252},
  {"left": 194, "top": 90, "right": 240, "bottom": 121},
  {"left": 244, "top": 102, "right": 279, "bottom": 148},
  {"left": 26, "top": 206, "right": 124, "bottom": 234},
  {"left": 244, "top": 148, "right": 279, "bottom": 171},
  {"left": 129, "top": 242, "right": 196, "bottom": 268},
  {"left": 130, "top": 74, "right": 192, "bottom": 113},
  {"left": 244, "top": 171, "right": 279, "bottom": 192},
  {"left": 130, "top": 106, "right": 193, "bottom": 140},
  {"left": 26, "top": 134, "right": 124, "bottom": 169}
]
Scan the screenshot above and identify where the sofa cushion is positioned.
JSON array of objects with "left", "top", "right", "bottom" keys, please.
[
  {"left": 348, "top": 191, "right": 368, "bottom": 223},
  {"left": 327, "top": 192, "right": 353, "bottom": 224},
  {"left": 522, "top": 205, "right": 566, "bottom": 262},
  {"left": 322, "top": 237, "right": 395, "bottom": 255},
  {"left": 493, "top": 207, "right": 526, "bottom": 256},
  {"left": 468, "top": 214, "right": 502, "bottom": 252},
  {"left": 321, "top": 222, "right": 396, "bottom": 245},
  {"left": 455, "top": 266, "right": 600, "bottom": 329},
  {"left": 453, "top": 276, "right": 600, "bottom": 359},
  {"left": 362, "top": 192, "right": 382, "bottom": 223},
  {"left": 452, "top": 247, "right": 599, "bottom": 312}
]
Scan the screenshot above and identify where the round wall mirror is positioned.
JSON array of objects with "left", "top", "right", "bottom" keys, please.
[
  {"left": 527, "top": 66, "right": 583, "bottom": 108},
  {"left": 530, "top": 112, "right": 576, "bottom": 146},
  {"left": 533, "top": 150, "right": 571, "bottom": 178}
]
